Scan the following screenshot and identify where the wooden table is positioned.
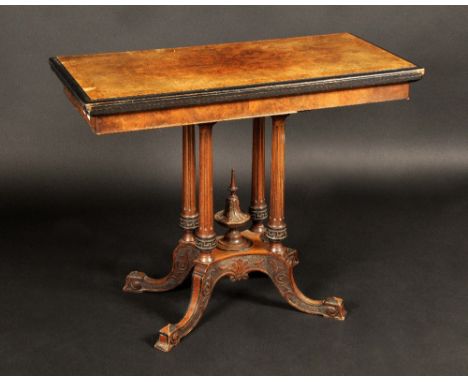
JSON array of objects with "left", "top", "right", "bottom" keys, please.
[{"left": 50, "top": 33, "right": 424, "bottom": 352}]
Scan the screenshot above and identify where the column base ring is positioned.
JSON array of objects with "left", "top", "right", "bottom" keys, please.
[
  {"left": 265, "top": 226, "right": 287, "bottom": 241},
  {"left": 195, "top": 235, "right": 217, "bottom": 251}
]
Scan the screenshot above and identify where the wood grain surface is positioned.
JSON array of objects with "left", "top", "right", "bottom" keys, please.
[
  {"left": 57, "top": 33, "right": 416, "bottom": 100},
  {"left": 51, "top": 33, "right": 423, "bottom": 116}
]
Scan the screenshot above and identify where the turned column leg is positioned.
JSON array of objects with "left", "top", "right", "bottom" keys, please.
[
  {"left": 195, "top": 123, "right": 217, "bottom": 262},
  {"left": 249, "top": 117, "right": 268, "bottom": 233},
  {"left": 122, "top": 125, "right": 199, "bottom": 293},
  {"left": 265, "top": 115, "right": 288, "bottom": 254},
  {"left": 179, "top": 125, "right": 199, "bottom": 242}
]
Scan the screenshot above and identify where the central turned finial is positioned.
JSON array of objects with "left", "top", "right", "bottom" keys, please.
[{"left": 214, "top": 169, "right": 253, "bottom": 251}]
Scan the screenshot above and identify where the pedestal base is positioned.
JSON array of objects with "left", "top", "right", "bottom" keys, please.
[{"left": 124, "top": 230, "right": 346, "bottom": 352}]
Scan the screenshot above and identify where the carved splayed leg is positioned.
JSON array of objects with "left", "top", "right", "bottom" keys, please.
[
  {"left": 154, "top": 262, "right": 219, "bottom": 352},
  {"left": 122, "top": 243, "right": 198, "bottom": 293},
  {"left": 265, "top": 253, "right": 346, "bottom": 320},
  {"left": 154, "top": 252, "right": 267, "bottom": 352},
  {"left": 123, "top": 125, "right": 199, "bottom": 293}
]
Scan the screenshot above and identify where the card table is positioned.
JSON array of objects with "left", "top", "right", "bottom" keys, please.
[{"left": 50, "top": 33, "right": 424, "bottom": 352}]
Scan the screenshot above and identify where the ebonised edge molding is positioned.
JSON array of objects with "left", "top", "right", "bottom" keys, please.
[{"left": 49, "top": 57, "right": 424, "bottom": 117}]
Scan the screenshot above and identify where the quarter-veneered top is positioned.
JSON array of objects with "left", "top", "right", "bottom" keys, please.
[{"left": 50, "top": 33, "right": 424, "bottom": 116}]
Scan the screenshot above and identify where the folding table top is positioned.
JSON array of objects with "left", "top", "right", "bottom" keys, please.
[{"left": 50, "top": 33, "right": 424, "bottom": 118}]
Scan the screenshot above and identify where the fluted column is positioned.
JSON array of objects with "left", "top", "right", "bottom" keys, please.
[
  {"left": 266, "top": 115, "right": 288, "bottom": 253},
  {"left": 179, "top": 125, "right": 198, "bottom": 243},
  {"left": 195, "top": 123, "right": 217, "bottom": 261},
  {"left": 249, "top": 117, "right": 267, "bottom": 233}
]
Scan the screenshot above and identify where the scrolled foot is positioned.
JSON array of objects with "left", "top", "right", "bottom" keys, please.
[
  {"left": 321, "top": 296, "right": 347, "bottom": 320},
  {"left": 152, "top": 263, "right": 220, "bottom": 352},
  {"left": 122, "top": 270, "right": 147, "bottom": 293},
  {"left": 122, "top": 243, "right": 198, "bottom": 293},
  {"left": 266, "top": 255, "right": 347, "bottom": 321},
  {"left": 154, "top": 324, "right": 180, "bottom": 352}
]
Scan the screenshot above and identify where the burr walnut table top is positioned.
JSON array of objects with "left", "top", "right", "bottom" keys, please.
[{"left": 50, "top": 33, "right": 424, "bottom": 134}]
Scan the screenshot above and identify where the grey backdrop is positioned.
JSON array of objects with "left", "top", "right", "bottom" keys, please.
[{"left": 1, "top": 6, "right": 468, "bottom": 375}]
